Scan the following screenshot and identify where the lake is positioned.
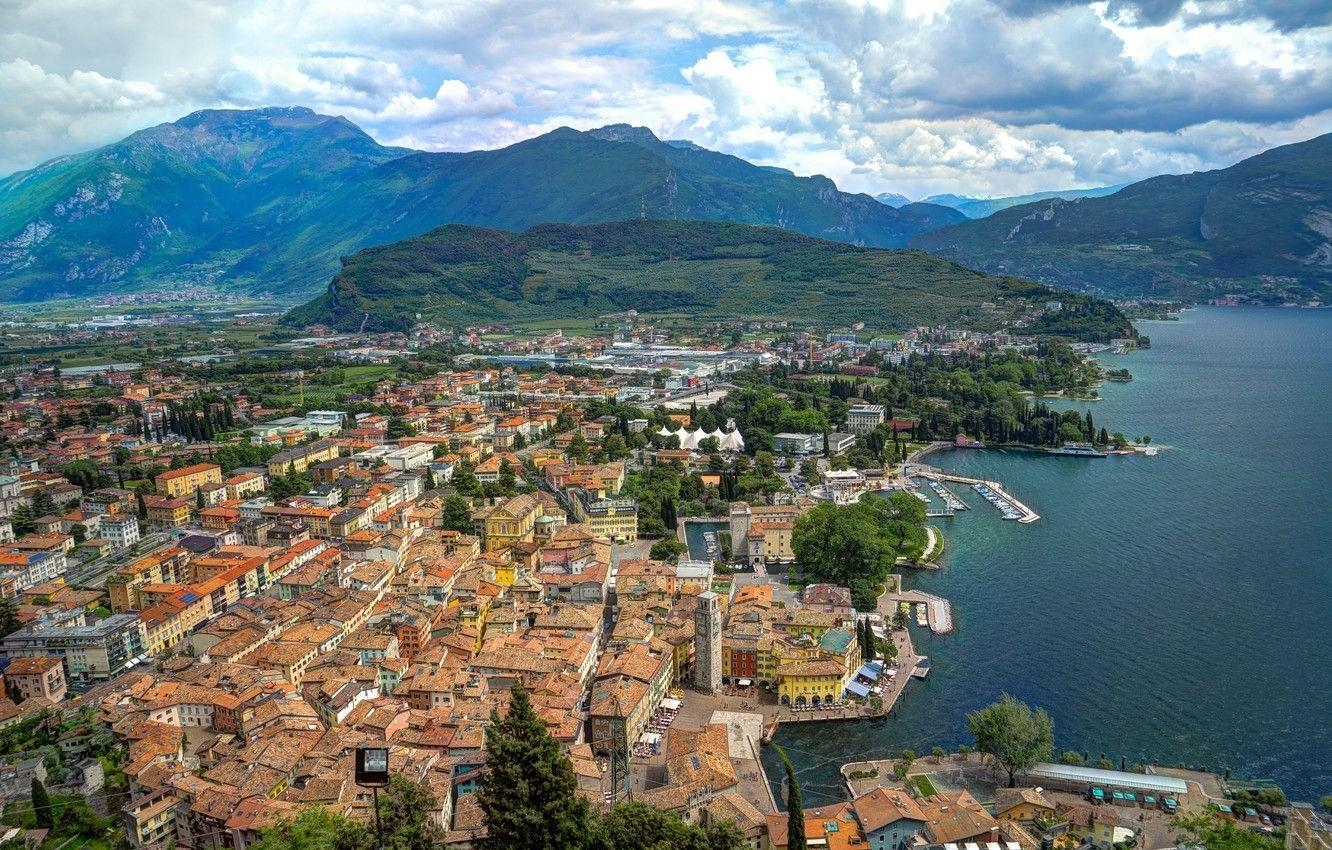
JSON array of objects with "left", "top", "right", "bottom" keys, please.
[{"left": 764, "top": 306, "right": 1332, "bottom": 806}]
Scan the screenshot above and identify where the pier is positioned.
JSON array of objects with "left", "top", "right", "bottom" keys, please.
[
  {"left": 910, "top": 466, "right": 1040, "bottom": 524},
  {"left": 881, "top": 578, "right": 954, "bottom": 634}
]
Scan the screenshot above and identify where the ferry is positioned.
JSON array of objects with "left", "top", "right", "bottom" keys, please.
[{"left": 1045, "top": 442, "right": 1107, "bottom": 458}]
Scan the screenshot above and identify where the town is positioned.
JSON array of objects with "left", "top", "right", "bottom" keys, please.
[{"left": 0, "top": 309, "right": 1320, "bottom": 850}]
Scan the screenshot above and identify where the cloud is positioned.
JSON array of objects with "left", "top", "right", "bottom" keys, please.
[{"left": 0, "top": 0, "right": 1329, "bottom": 199}]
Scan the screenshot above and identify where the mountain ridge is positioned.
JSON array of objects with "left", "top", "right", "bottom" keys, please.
[
  {"left": 0, "top": 108, "right": 964, "bottom": 302},
  {"left": 282, "top": 217, "right": 1137, "bottom": 341},
  {"left": 911, "top": 133, "right": 1332, "bottom": 300}
]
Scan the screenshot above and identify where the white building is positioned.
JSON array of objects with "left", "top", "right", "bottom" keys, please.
[
  {"left": 100, "top": 515, "right": 141, "bottom": 551},
  {"left": 847, "top": 404, "right": 886, "bottom": 432}
]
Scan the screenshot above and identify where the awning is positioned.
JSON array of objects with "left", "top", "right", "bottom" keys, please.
[
  {"left": 844, "top": 680, "right": 871, "bottom": 697},
  {"left": 660, "top": 698, "right": 681, "bottom": 711},
  {"left": 737, "top": 679, "right": 752, "bottom": 687},
  {"left": 854, "top": 663, "right": 882, "bottom": 682}
]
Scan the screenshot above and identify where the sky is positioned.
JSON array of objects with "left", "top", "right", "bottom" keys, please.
[{"left": 2, "top": 0, "right": 1331, "bottom": 199}]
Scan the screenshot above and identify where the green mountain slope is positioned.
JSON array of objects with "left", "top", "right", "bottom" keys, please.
[
  {"left": 0, "top": 109, "right": 963, "bottom": 302},
  {"left": 912, "top": 134, "right": 1332, "bottom": 301},
  {"left": 283, "top": 218, "right": 1135, "bottom": 340}
]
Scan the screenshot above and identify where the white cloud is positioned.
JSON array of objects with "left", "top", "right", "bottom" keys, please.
[{"left": 0, "top": 0, "right": 1329, "bottom": 199}]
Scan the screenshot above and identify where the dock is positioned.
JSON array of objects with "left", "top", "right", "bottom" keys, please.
[
  {"left": 882, "top": 581, "right": 954, "bottom": 634},
  {"left": 911, "top": 466, "right": 1039, "bottom": 524},
  {"left": 927, "top": 479, "right": 969, "bottom": 511}
]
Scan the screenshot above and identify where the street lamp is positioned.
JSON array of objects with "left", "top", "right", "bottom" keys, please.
[{"left": 355, "top": 747, "right": 390, "bottom": 849}]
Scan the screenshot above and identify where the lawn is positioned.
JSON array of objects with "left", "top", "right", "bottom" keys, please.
[{"left": 910, "top": 774, "right": 939, "bottom": 798}]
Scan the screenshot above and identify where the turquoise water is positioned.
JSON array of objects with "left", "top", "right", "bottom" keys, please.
[{"left": 765, "top": 306, "right": 1332, "bottom": 806}]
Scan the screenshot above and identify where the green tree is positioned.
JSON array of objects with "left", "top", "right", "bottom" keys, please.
[
  {"left": 249, "top": 805, "right": 370, "bottom": 850},
  {"left": 497, "top": 458, "right": 517, "bottom": 495},
  {"left": 1059, "top": 750, "right": 1086, "bottom": 766},
  {"left": 649, "top": 539, "right": 686, "bottom": 562},
  {"left": 966, "top": 694, "right": 1055, "bottom": 787},
  {"left": 31, "top": 777, "right": 53, "bottom": 829},
  {"left": 478, "top": 682, "right": 590, "bottom": 850},
  {"left": 774, "top": 745, "right": 805, "bottom": 850},
  {"left": 0, "top": 594, "right": 20, "bottom": 638},
  {"left": 568, "top": 432, "right": 589, "bottom": 463},
  {"left": 1171, "top": 810, "right": 1283, "bottom": 850},
  {"left": 440, "top": 495, "right": 475, "bottom": 533},
  {"left": 378, "top": 774, "right": 447, "bottom": 850},
  {"left": 590, "top": 800, "right": 742, "bottom": 850}
]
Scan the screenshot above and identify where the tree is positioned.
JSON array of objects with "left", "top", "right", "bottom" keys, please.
[
  {"left": 31, "top": 777, "right": 53, "bottom": 829},
  {"left": 774, "top": 745, "right": 806, "bottom": 850},
  {"left": 0, "top": 594, "right": 20, "bottom": 638},
  {"left": 423, "top": 467, "right": 437, "bottom": 492},
  {"left": 249, "top": 805, "right": 371, "bottom": 850},
  {"left": 590, "top": 801, "right": 742, "bottom": 850},
  {"left": 478, "top": 682, "right": 590, "bottom": 850},
  {"left": 1059, "top": 750, "right": 1086, "bottom": 766},
  {"left": 966, "top": 694, "right": 1055, "bottom": 787},
  {"left": 378, "top": 774, "right": 447, "bottom": 850},
  {"left": 1171, "top": 810, "right": 1283, "bottom": 850},
  {"left": 441, "top": 495, "right": 475, "bottom": 533},
  {"left": 497, "top": 458, "right": 517, "bottom": 495},
  {"left": 649, "top": 539, "right": 686, "bottom": 562}
]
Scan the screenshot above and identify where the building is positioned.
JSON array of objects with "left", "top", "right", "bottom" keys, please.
[
  {"left": 578, "top": 497, "right": 638, "bottom": 543},
  {"left": 3, "top": 655, "right": 66, "bottom": 703},
  {"left": 694, "top": 591, "right": 722, "bottom": 692},
  {"left": 145, "top": 497, "right": 192, "bottom": 530},
  {"left": 476, "top": 494, "right": 541, "bottom": 552},
  {"left": 155, "top": 463, "right": 223, "bottom": 498},
  {"left": 1289, "top": 803, "right": 1332, "bottom": 850},
  {"left": 101, "top": 514, "right": 141, "bottom": 551},
  {"left": 852, "top": 787, "right": 929, "bottom": 850},
  {"left": 773, "top": 433, "right": 820, "bottom": 455},
  {"left": 729, "top": 503, "right": 802, "bottom": 566},
  {"left": 847, "top": 404, "right": 887, "bottom": 432},
  {"left": 267, "top": 439, "right": 341, "bottom": 477},
  {"left": 776, "top": 659, "right": 849, "bottom": 707},
  {"left": 0, "top": 613, "right": 146, "bottom": 682}
]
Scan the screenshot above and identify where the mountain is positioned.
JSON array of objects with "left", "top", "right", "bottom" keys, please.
[
  {"left": 918, "top": 186, "right": 1127, "bottom": 219},
  {"left": 875, "top": 192, "right": 912, "bottom": 208},
  {"left": 0, "top": 109, "right": 964, "bottom": 302},
  {"left": 283, "top": 218, "right": 1136, "bottom": 341},
  {"left": 912, "top": 134, "right": 1332, "bottom": 300}
]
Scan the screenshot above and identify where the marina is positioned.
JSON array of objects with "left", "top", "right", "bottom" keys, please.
[
  {"left": 910, "top": 466, "right": 1040, "bottom": 524},
  {"left": 927, "top": 478, "right": 969, "bottom": 511}
]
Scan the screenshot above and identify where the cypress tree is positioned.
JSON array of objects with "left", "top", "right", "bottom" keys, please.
[
  {"left": 775, "top": 745, "right": 806, "bottom": 850},
  {"left": 31, "top": 777, "right": 52, "bottom": 829},
  {"left": 478, "top": 682, "right": 589, "bottom": 850}
]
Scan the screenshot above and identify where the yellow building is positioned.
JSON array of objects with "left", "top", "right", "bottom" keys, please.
[
  {"left": 108, "top": 547, "right": 190, "bottom": 612},
  {"left": 155, "top": 463, "right": 223, "bottom": 498},
  {"left": 582, "top": 498, "right": 639, "bottom": 543},
  {"left": 267, "top": 439, "right": 341, "bottom": 477},
  {"left": 477, "top": 493, "right": 540, "bottom": 552},
  {"left": 776, "top": 659, "right": 851, "bottom": 707},
  {"left": 145, "top": 497, "right": 192, "bottom": 530}
]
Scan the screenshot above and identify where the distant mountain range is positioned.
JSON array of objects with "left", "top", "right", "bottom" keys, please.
[
  {"left": 912, "top": 133, "right": 1332, "bottom": 301},
  {"left": 918, "top": 187, "right": 1129, "bottom": 219},
  {"left": 875, "top": 187, "right": 1124, "bottom": 217},
  {"left": 284, "top": 218, "right": 1134, "bottom": 337},
  {"left": 0, "top": 107, "right": 962, "bottom": 302}
]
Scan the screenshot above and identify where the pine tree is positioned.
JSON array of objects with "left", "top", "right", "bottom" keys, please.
[
  {"left": 31, "top": 777, "right": 53, "bottom": 829},
  {"left": 775, "top": 745, "right": 806, "bottom": 850},
  {"left": 136, "top": 490, "right": 148, "bottom": 520},
  {"left": 478, "top": 682, "right": 590, "bottom": 850}
]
